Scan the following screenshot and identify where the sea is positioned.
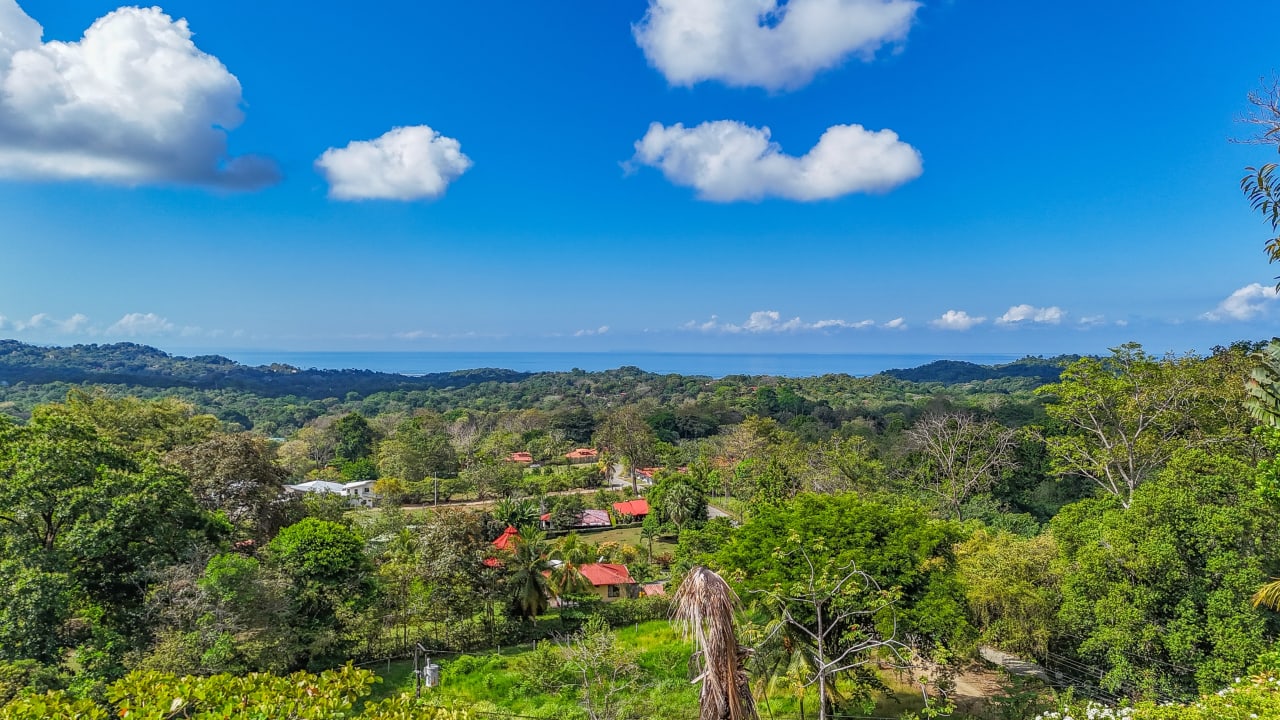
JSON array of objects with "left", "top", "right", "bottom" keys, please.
[{"left": 213, "top": 351, "right": 1026, "bottom": 379}]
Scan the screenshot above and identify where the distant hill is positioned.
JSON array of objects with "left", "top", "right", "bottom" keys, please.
[
  {"left": 0, "top": 340, "right": 530, "bottom": 399},
  {"left": 880, "top": 356, "right": 1077, "bottom": 384}
]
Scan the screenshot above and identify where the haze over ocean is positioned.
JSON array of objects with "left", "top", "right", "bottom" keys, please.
[{"left": 208, "top": 351, "right": 1026, "bottom": 378}]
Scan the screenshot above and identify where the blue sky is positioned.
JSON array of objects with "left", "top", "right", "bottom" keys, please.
[{"left": 1, "top": 0, "right": 1279, "bottom": 356}]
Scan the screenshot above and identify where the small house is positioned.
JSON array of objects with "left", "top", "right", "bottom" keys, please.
[
  {"left": 611, "top": 498, "right": 649, "bottom": 521},
  {"left": 578, "top": 563, "right": 638, "bottom": 602},
  {"left": 342, "top": 480, "right": 379, "bottom": 507},
  {"left": 564, "top": 448, "right": 599, "bottom": 464},
  {"left": 508, "top": 451, "right": 534, "bottom": 463}
]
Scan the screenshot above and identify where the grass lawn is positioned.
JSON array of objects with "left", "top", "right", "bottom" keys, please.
[
  {"left": 373, "top": 619, "right": 992, "bottom": 719},
  {"left": 575, "top": 525, "right": 678, "bottom": 557}
]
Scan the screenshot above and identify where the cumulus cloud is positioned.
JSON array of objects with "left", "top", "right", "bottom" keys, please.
[
  {"left": 882, "top": 317, "right": 907, "bottom": 330},
  {"left": 930, "top": 310, "right": 985, "bottom": 331},
  {"left": 686, "top": 310, "right": 878, "bottom": 333},
  {"left": 1202, "top": 283, "right": 1280, "bottom": 322},
  {"left": 996, "top": 304, "right": 1065, "bottom": 326},
  {"left": 316, "top": 125, "right": 472, "bottom": 201},
  {"left": 574, "top": 326, "right": 610, "bottom": 337},
  {"left": 633, "top": 0, "right": 920, "bottom": 90},
  {"left": 631, "top": 120, "right": 921, "bottom": 202},
  {"left": 107, "top": 312, "right": 174, "bottom": 336},
  {"left": 0, "top": 1, "right": 277, "bottom": 188}
]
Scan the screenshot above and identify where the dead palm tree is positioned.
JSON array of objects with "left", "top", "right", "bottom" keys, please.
[{"left": 671, "top": 566, "right": 758, "bottom": 720}]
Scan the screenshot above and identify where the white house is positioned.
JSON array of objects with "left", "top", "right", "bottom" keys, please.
[
  {"left": 342, "top": 480, "right": 379, "bottom": 507},
  {"left": 285, "top": 480, "right": 346, "bottom": 495},
  {"left": 285, "top": 479, "right": 379, "bottom": 507}
]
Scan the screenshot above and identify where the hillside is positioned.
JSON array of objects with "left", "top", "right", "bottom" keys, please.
[{"left": 0, "top": 340, "right": 530, "bottom": 398}]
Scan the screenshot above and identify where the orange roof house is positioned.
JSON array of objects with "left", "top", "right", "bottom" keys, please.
[
  {"left": 578, "top": 563, "right": 638, "bottom": 601},
  {"left": 492, "top": 525, "right": 520, "bottom": 551},
  {"left": 612, "top": 498, "right": 649, "bottom": 520},
  {"left": 564, "top": 448, "right": 599, "bottom": 463},
  {"left": 508, "top": 451, "right": 534, "bottom": 463},
  {"left": 484, "top": 526, "right": 520, "bottom": 567}
]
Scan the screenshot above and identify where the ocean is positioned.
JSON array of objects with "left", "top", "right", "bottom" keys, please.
[{"left": 213, "top": 351, "right": 1026, "bottom": 379}]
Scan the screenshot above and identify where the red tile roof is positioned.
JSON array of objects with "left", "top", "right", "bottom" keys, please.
[
  {"left": 612, "top": 498, "right": 649, "bottom": 518},
  {"left": 578, "top": 563, "right": 636, "bottom": 587},
  {"left": 492, "top": 525, "right": 520, "bottom": 551},
  {"left": 509, "top": 451, "right": 533, "bottom": 463},
  {"left": 564, "top": 448, "right": 599, "bottom": 460}
]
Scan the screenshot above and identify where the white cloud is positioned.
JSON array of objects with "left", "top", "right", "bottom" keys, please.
[
  {"left": 996, "top": 304, "right": 1065, "bottom": 326},
  {"left": 882, "top": 317, "right": 907, "bottom": 330},
  {"left": 1077, "top": 315, "right": 1107, "bottom": 328},
  {"left": 574, "top": 326, "right": 610, "bottom": 337},
  {"left": 59, "top": 313, "right": 89, "bottom": 333},
  {"left": 631, "top": 120, "right": 921, "bottom": 202},
  {"left": 633, "top": 0, "right": 920, "bottom": 90},
  {"left": 0, "top": 1, "right": 277, "bottom": 188},
  {"left": 107, "top": 312, "right": 174, "bottom": 336},
  {"left": 687, "top": 310, "right": 879, "bottom": 333},
  {"left": 1202, "top": 283, "right": 1280, "bottom": 322},
  {"left": 316, "top": 125, "right": 471, "bottom": 201},
  {"left": 930, "top": 310, "right": 985, "bottom": 331}
]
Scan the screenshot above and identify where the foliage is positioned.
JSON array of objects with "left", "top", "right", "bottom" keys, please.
[
  {"left": 1052, "top": 450, "right": 1280, "bottom": 698},
  {"left": 956, "top": 528, "right": 1059, "bottom": 657},
  {"left": 714, "top": 493, "right": 973, "bottom": 649},
  {"left": 1037, "top": 343, "right": 1252, "bottom": 507},
  {"left": 0, "top": 665, "right": 476, "bottom": 720}
]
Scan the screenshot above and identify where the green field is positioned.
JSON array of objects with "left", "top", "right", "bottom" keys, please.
[
  {"left": 375, "top": 620, "right": 983, "bottom": 719},
  {"left": 573, "top": 525, "right": 678, "bottom": 557}
]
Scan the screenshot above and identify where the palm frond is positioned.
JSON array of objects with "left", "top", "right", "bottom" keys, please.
[{"left": 672, "top": 566, "right": 759, "bottom": 720}]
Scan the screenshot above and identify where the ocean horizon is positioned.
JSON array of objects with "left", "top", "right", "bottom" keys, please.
[{"left": 209, "top": 351, "right": 1029, "bottom": 379}]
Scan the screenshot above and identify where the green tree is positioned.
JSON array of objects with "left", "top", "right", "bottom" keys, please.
[
  {"left": 264, "top": 518, "right": 375, "bottom": 668},
  {"left": 1053, "top": 449, "right": 1280, "bottom": 697},
  {"left": 955, "top": 529, "right": 1059, "bottom": 658},
  {"left": 1037, "top": 344, "right": 1200, "bottom": 508},
  {"left": 594, "top": 406, "right": 658, "bottom": 494},
  {"left": 0, "top": 410, "right": 215, "bottom": 679},
  {"left": 332, "top": 413, "right": 376, "bottom": 464},
  {"left": 166, "top": 433, "right": 291, "bottom": 540},
  {"left": 492, "top": 497, "right": 540, "bottom": 528},
  {"left": 377, "top": 415, "right": 458, "bottom": 504},
  {"left": 501, "top": 529, "right": 552, "bottom": 621},
  {"left": 714, "top": 493, "right": 972, "bottom": 650}
]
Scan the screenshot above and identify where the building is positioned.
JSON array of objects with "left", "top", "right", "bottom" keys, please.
[
  {"left": 564, "top": 448, "right": 599, "bottom": 464},
  {"left": 539, "top": 508, "right": 612, "bottom": 530},
  {"left": 285, "top": 479, "right": 346, "bottom": 496},
  {"left": 611, "top": 498, "right": 650, "bottom": 521},
  {"left": 577, "top": 563, "right": 638, "bottom": 601},
  {"left": 484, "top": 526, "right": 521, "bottom": 567},
  {"left": 508, "top": 451, "right": 534, "bottom": 463},
  {"left": 343, "top": 480, "right": 378, "bottom": 507}
]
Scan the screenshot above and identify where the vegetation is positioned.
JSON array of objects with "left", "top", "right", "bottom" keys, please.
[{"left": 0, "top": 333, "right": 1279, "bottom": 718}]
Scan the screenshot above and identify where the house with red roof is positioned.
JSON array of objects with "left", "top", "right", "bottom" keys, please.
[
  {"left": 577, "top": 563, "right": 638, "bottom": 601},
  {"left": 564, "top": 448, "right": 599, "bottom": 464},
  {"left": 484, "top": 526, "right": 521, "bottom": 567},
  {"left": 611, "top": 498, "right": 649, "bottom": 521},
  {"left": 508, "top": 451, "right": 533, "bottom": 463}
]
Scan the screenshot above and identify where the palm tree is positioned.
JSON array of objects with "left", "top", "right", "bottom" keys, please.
[
  {"left": 548, "top": 532, "right": 594, "bottom": 601},
  {"left": 505, "top": 528, "right": 552, "bottom": 621},
  {"left": 1248, "top": 341, "right": 1280, "bottom": 610},
  {"left": 1246, "top": 340, "right": 1280, "bottom": 428},
  {"left": 671, "top": 566, "right": 758, "bottom": 720},
  {"left": 494, "top": 496, "right": 540, "bottom": 528}
]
